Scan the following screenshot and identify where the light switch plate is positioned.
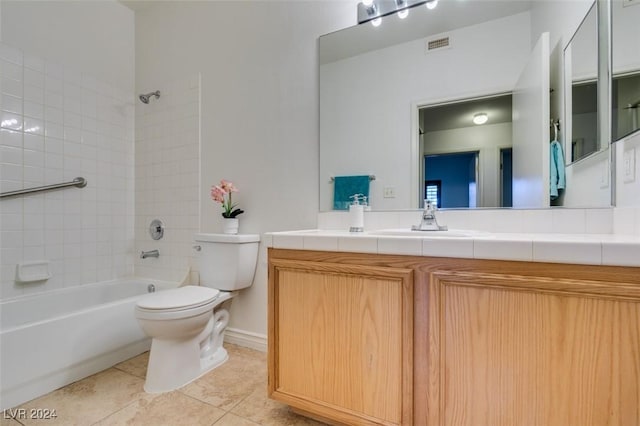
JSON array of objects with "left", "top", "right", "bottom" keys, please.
[{"left": 623, "top": 148, "right": 636, "bottom": 183}]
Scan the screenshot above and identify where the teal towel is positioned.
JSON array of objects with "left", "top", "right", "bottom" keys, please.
[
  {"left": 333, "top": 175, "right": 370, "bottom": 210},
  {"left": 550, "top": 140, "right": 566, "bottom": 200}
]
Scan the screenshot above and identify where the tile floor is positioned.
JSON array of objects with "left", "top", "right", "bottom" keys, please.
[{"left": 1, "top": 344, "right": 326, "bottom": 426}]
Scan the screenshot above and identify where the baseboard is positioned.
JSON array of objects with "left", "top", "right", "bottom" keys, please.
[{"left": 224, "top": 327, "right": 267, "bottom": 352}]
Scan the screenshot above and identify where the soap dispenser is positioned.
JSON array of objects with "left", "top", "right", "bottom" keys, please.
[{"left": 349, "top": 194, "right": 365, "bottom": 233}]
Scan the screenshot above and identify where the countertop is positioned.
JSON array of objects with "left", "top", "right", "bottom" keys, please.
[{"left": 264, "top": 229, "right": 640, "bottom": 268}]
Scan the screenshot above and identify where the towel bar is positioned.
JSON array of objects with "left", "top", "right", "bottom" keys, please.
[{"left": 330, "top": 175, "right": 375, "bottom": 182}]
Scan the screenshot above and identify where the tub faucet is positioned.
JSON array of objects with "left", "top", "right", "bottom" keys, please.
[
  {"left": 140, "top": 249, "right": 160, "bottom": 259},
  {"left": 412, "top": 200, "right": 447, "bottom": 231}
]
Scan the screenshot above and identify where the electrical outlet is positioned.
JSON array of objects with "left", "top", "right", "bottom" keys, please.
[
  {"left": 383, "top": 186, "right": 396, "bottom": 198},
  {"left": 623, "top": 148, "right": 636, "bottom": 183}
]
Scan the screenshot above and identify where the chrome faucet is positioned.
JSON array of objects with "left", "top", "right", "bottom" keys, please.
[
  {"left": 140, "top": 249, "right": 160, "bottom": 259},
  {"left": 412, "top": 200, "right": 447, "bottom": 231}
]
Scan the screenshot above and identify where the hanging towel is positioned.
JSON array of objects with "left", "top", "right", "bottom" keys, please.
[
  {"left": 333, "top": 175, "right": 370, "bottom": 210},
  {"left": 550, "top": 140, "right": 566, "bottom": 200}
]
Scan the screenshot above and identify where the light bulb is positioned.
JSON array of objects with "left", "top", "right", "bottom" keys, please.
[
  {"left": 398, "top": 8, "right": 409, "bottom": 19},
  {"left": 426, "top": 0, "right": 438, "bottom": 9},
  {"left": 473, "top": 113, "right": 488, "bottom": 125},
  {"left": 371, "top": 17, "right": 382, "bottom": 27}
]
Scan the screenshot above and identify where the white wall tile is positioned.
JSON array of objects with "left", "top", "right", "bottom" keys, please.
[
  {"left": 423, "top": 238, "right": 474, "bottom": 258},
  {"left": 602, "top": 242, "right": 640, "bottom": 267},
  {"left": 533, "top": 241, "right": 602, "bottom": 265},
  {"left": 1, "top": 129, "right": 22, "bottom": 148},
  {"left": 2, "top": 77, "right": 23, "bottom": 98},
  {"left": 474, "top": 238, "right": 533, "bottom": 261},
  {"left": 134, "top": 75, "right": 200, "bottom": 282},
  {"left": 23, "top": 54, "right": 44, "bottom": 72},
  {"left": 0, "top": 43, "right": 23, "bottom": 65},
  {"left": 1, "top": 59, "right": 23, "bottom": 81},
  {"left": 551, "top": 209, "right": 586, "bottom": 234},
  {"left": 378, "top": 237, "right": 422, "bottom": 255},
  {"left": 585, "top": 208, "right": 613, "bottom": 234},
  {"left": 1, "top": 145, "right": 23, "bottom": 165},
  {"left": 2, "top": 94, "right": 23, "bottom": 115},
  {"left": 24, "top": 68, "right": 44, "bottom": 88},
  {"left": 0, "top": 47, "right": 135, "bottom": 298},
  {"left": 23, "top": 84, "right": 44, "bottom": 104},
  {"left": 1, "top": 111, "right": 23, "bottom": 131}
]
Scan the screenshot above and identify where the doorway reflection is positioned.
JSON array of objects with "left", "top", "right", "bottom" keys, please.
[{"left": 419, "top": 93, "right": 513, "bottom": 208}]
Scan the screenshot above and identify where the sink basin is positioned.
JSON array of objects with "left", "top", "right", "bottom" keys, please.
[{"left": 369, "top": 229, "right": 481, "bottom": 238}]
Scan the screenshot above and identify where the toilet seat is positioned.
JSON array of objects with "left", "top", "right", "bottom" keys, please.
[{"left": 136, "top": 286, "right": 220, "bottom": 320}]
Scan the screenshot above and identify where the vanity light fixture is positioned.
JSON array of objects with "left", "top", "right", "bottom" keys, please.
[
  {"left": 357, "top": 0, "right": 437, "bottom": 25},
  {"left": 395, "top": 0, "right": 409, "bottom": 19},
  {"left": 473, "top": 113, "right": 489, "bottom": 125}
]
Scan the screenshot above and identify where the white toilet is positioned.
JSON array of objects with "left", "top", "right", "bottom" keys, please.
[{"left": 135, "top": 233, "right": 260, "bottom": 393}]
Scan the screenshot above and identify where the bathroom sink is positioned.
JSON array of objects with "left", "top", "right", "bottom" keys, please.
[{"left": 369, "top": 229, "right": 481, "bottom": 238}]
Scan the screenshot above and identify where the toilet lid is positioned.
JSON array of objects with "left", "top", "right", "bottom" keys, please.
[{"left": 137, "top": 285, "right": 220, "bottom": 310}]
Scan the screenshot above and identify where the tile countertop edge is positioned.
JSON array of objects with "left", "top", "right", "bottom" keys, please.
[{"left": 263, "top": 231, "right": 640, "bottom": 268}]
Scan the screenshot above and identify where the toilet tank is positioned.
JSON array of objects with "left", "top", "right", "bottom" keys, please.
[{"left": 194, "top": 233, "right": 260, "bottom": 291}]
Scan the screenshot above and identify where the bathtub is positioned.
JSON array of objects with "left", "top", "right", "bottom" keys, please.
[{"left": 0, "top": 278, "right": 178, "bottom": 410}]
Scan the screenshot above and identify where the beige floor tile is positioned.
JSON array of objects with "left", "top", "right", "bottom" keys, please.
[
  {"left": 0, "top": 416, "right": 23, "bottom": 426},
  {"left": 179, "top": 344, "right": 267, "bottom": 411},
  {"left": 230, "top": 388, "right": 327, "bottom": 426},
  {"left": 212, "top": 413, "right": 260, "bottom": 426},
  {"left": 95, "top": 391, "right": 225, "bottom": 426},
  {"left": 17, "top": 368, "right": 147, "bottom": 426},
  {"left": 114, "top": 351, "right": 149, "bottom": 379}
]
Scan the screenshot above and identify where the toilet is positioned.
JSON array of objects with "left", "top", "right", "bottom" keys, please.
[{"left": 135, "top": 233, "right": 260, "bottom": 393}]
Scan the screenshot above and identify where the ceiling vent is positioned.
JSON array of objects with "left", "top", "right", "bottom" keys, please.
[{"left": 426, "top": 36, "right": 450, "bottom": 53}]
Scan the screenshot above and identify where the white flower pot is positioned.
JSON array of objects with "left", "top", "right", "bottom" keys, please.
[{"left": 222, "top": 218, "right": 239, "bottom": 234}]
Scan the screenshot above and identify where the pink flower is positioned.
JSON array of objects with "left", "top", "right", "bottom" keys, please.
[
  {"left": 220, "top": 179, "right": 238, "bottom": 193},
  {"left": 210, "top": 185, "right": 225, "bottom": 203},
  {"left": 211, "top": 179, "right": 244, "bottom": 218}
]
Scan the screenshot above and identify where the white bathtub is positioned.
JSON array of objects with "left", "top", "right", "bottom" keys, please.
[{"left": 0, "top": 278, "right": 178, "bottom": 410}]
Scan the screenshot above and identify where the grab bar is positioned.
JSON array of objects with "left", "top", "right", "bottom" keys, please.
[{"left": 0, "top": 177, "right": 87, "bottom": 199}]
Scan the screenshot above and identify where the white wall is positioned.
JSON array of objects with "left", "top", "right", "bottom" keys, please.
[
  {"left": 616, "top": 130, "right": 640, "bottom": 207},
  {"left": 423, "top": 123, "right": 512, "bottom": 207},
  {"left": 562, "top": 149, "right": 611, "bottom": 207},
  {"left": 320, "top": 12, "right": 531, "bottom": 211},
  {"left": 1, "top": 1, "right": 134, "bottom": 92},
  {"left": 0, "top": 2, "right": 135, "bottom": 300},
  {"left": 135, "top": 1, "right": 357, "bottom": 338}
]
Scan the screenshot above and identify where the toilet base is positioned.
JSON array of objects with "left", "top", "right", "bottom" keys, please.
[{"left": 143, "top": 306, "right": 231, "bottom": 393}]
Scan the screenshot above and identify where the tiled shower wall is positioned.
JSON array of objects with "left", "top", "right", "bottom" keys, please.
[
  {"left": 0, "top": 43, "right": 135, "bottom": 299},
  {"left": 134, "top": 74, "right": 200, "bottom": 283}
]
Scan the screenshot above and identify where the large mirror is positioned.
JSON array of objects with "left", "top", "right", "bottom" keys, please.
[
  {"left": 564, "top": 2, "right": 599, "bottom": 164},
  {"left": 611, "top": 0, "right": 640, "bottom": 141},
  {"left": 319, "top": 0, "right": 615, "bottom": 211}
]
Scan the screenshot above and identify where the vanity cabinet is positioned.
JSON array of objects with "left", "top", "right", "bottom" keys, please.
[
  {"left": 268, "top": 255, "right": 414, "bottom": 425},
  {"left": 268, "top": 248, "right": 640, "bottom": 426}
]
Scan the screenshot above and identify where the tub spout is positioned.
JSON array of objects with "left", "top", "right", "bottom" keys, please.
[{"left": 140, "top": 249, "right": 159, "bottom": 259}]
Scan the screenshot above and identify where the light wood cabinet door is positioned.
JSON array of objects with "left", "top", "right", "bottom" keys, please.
[
  {"left": 425, "top": 270, "right": 640, "bottom": 426},
  {"left": 268, "top": 258, "right": 414, "bottom": 426}
]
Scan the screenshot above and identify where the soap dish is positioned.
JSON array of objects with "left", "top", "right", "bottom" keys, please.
[{"left": 16, "top": 261, "right": 52, "bottom": 283}]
